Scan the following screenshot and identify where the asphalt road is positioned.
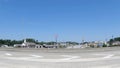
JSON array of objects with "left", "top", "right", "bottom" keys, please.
[{"left": 0, "top": 47, "right": 120, "bottom": 68}]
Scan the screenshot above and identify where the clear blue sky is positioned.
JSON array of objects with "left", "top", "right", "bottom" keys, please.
[{"left": 0, "top": 0, "right": 120, "bottom": 42}]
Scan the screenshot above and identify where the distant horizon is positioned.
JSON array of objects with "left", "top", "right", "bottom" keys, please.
[
  {"left": 0, "top": 0, "right": 120, "bottom": 42},
  {"left": 0, "top": 36, "right": 117, "bottom": 43}
]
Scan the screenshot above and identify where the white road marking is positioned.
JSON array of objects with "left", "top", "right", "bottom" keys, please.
[
  {"left": 4, "top": 54, "right": 116, "bottom": 62},
  {"left": 30, "top": 55, "right": 43, "bottom": 58},
  {"left": 5, "top": 53, "right": 12, "bottom": 56},
  {"left": 103, "top": 54, "right": 114, "bottom": 59},
  {"left": 93, "top": 54, "right": 108, "bottom": 55},
  {"left": 61, "top": 55, "right": 79, "bottom": 60},
  {"left": 5, "top": 57, "right": 109, "bottom": 62}
]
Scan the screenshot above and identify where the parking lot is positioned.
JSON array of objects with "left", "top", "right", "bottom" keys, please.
[{"left": 0, "top": 47, "right": 120, "bottom": 68}]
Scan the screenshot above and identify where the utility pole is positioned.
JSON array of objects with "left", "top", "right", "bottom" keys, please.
[
  {"left": 112, "top": 35, "right": 114, "bottom": 40},
  {"left": 54, "top": 34, "right": 58, "bottom": 48},
  {"left": 82, "top": 37, "right": 84, "bottom": 44}
]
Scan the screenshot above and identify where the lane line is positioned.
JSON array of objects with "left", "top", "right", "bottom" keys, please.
[
  {"left": 5, "top": 57, "right": 107, "bottom": 62},
  {"left": 61, "top": 55, "right": 79, "bottom": 60},
  {"left": 3, "top": 54, "right": 116, "bottom": 62},
  {"left": 5, "top": 53, "right": 12, "bottom": 56},
  {"left": 103, "top": 54, "right": 114, "bottom": 59},
  {"left": 30, "top": 55, "right": 43, "bottom": 58},
  {"left": 93, "top": 54, "right": 108, "bottom": 55}
]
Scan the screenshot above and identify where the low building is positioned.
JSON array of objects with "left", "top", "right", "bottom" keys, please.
[
  {"left": 59, "top": 42, "right": 67, "bottom": 46},
  {"left": 112, "top": 41, "right": 120, "bottom": 46},
  {"left": 67, "top": 45, "right": 82, "bottom": 49},
  {"left": 22, "top": 42, "right": 36, "bottom": 48},
  {"left": 14, "top": 39, "right": 43, "bottom": 48},
  {"left": 43, "top": 45, "right": 58, "bottom": 48},
  {"left": 1, "top": 45, "right": 9, "bottom": 48},
  {"left": 14, "top": 44, "right": 23, "bottom": 48},
  {"left": 87, "top": 41, "right": 104, "bottom": 48}
]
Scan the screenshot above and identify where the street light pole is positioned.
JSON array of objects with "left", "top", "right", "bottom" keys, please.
[
  {"left": 55, "top": 34, "right": 58, "bottom": 45},
  {"left": 54, "top": 34, "right": 58, "bottom": 48}
]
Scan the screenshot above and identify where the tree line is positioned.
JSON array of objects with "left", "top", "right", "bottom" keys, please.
[
  {"left": 0, "top": 38, "right": 79, "bottom": 46},
  {"left": 109, "top": 37, "right": 120, "bottom": 46}
]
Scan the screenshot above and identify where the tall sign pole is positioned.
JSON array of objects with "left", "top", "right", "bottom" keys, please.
[
  {"left": 55, "top": 34, "right": 58, "bottom": 45},
  {"left": 112, "top": 35, "right": 114, "bottom": 40}
]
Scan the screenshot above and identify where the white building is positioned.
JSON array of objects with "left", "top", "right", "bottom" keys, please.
[
  {"left": 14, "top": 39, "right": 42, "bottom": 48},
  {"left": 112, "top": 41, "right": 120, "bottom": 45},
  {"left": 1, "top": 45, "right": 9, "bottom": 48}
]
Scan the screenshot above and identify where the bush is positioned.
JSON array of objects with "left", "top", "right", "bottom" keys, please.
[{"left": 103, "top": 44, "right": 107, "bottom": 47}]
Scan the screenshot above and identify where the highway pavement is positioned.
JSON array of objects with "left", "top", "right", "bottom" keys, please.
[{"left": 0, "top": 47, "right": 120, "bottom": 68}]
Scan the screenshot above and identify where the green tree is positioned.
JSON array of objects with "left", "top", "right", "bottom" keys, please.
[{"left": 26, "top": 38, "right": 36, "bottom": 43}]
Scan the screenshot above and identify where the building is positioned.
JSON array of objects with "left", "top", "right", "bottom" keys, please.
[
  {"left": 0, "top": 45, "right": 9, "bottom": 48},
  {"left": 14, "top": 39, "right": 43, "bottom": 48},
  {"left": 112, "top": 41, "right": 120, "bottom": 46},
  {"left": 88, "top": 41, "right": 105, "bottom": 48},
  {"left": 43, "top": 45, "right": 58, "bottom": 48}
]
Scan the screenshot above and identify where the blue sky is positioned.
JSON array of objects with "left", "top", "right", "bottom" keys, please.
[{"left": 0, "top": 0, "right": 120, "bottom": 42}]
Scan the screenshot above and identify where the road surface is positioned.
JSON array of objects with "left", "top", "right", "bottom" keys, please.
[{"left": 0, "top": 47, "right": 120, "bottom": 68}]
